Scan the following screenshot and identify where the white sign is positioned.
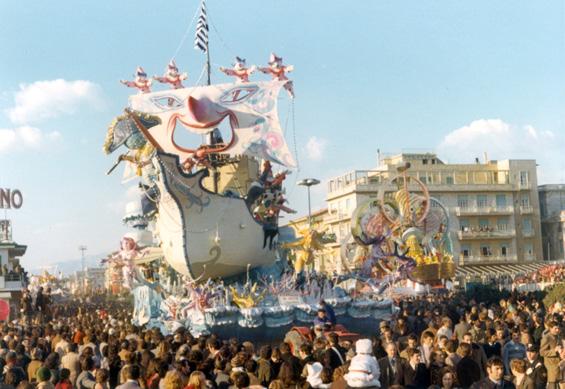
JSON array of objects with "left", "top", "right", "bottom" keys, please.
[{"left": 0, "top": 189, "right": 23, "bottom": 209}]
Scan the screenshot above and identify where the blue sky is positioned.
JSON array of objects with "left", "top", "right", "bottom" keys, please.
[{"left": 1, "top": 1, "right": 564, "bottom": 270}]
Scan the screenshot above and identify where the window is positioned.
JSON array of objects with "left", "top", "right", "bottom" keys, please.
[
  {"left": 422, "top": 159, "right": 428, "bottom": 165},
  {"left": 520, "top": 194, "right": 530, "bottom": 207},
  {"left": 460, "top": 219, "right": 470, "bottom": 232},
  {"left": 457, "top": 195, "right": 469, "bottom": 209},
  {"left": 477, "top": 195, "right": 488, "bottom": 208},
  {"left": 479, "top": 219, "right": 490, "bottom": 228},
  {"left": 524, "top": 243, "right": 533, "bottom": 256},
  {"left": 495, "top": 194, "right": 507, "bottom": 208},
  {"left": 445, "top": 175, "right": 454, "bottom": 185},
  {"left": 345, "top": 199, "right": 351, "bottom": 211},
  {"left": 523, "top": 218, "right": 532, "bottom": 233},
  {"left": 461, "top": 245, "right": 470, "bottom": 258},
  {"left": 481, "top": 245, "right": 492, "bottom": 256},
  {"left": 497, "top": 217, "right": 509, "bottom": 231},
  {"left": 519, "top": 171, "right": 529, "bottom": 186},
  {"left": 500, "top": 245, "right": 508, "bottom": 257}
]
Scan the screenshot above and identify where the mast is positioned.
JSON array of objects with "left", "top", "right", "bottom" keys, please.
[{"left": 200, "top": 1, "right": 219, "bottom": 193}]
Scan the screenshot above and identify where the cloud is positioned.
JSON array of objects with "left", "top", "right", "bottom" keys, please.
[
  {"left": 305, "top": 136, "right": 328, "bottom": 161},
  {"left": 0, "top": 126, "right": 60, "bottom": 153},
  {"left": 6, "top": 79, "right": 104, "bottom": 124},
  {"left": 437, "top": 119, "right": 565, "bottom": 183}
]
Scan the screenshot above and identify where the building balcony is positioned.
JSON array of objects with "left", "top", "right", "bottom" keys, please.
[
  {"left": 455, "top": 206, "right": 514, "bottom": 216},
  {"left": 324, "top": 212, "right": 350, "bottom": 223},
  {"left": 458, "top": 228, "right": 515, "bottom": 240},
  {"left": 519, "top": 205, "right": 533, "bottom": 214},
  {"left": 517, "top": 182, "right": 531, "bottom": 190},
  {"left": 461, "top": 255, "right": 518, "bottom": 264},
  {"left": 0, "top": 274, "right": 25, "bottom": 291},
  {"left": 522, "top": 230, "right": 535, "bottom": 238}
]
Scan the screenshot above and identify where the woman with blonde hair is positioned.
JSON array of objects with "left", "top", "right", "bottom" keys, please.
[
  {"left": 163, "top": 370, "right": 185, "bottom": 389},
  {"left": 185, "top": 371, "right": 207, "bottom": 389}
]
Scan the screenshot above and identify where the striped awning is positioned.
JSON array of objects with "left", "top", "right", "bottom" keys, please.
[{"left": 455, "top": 262, "right": 547, "bottom": 278}]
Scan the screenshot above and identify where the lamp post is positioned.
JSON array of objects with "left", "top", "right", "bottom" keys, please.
[
  {"left": 297, "top": 178, "right": 320, "bottom": 228},
  {"left": 78, "top": 245, "right": 87, "bottom": 293}
]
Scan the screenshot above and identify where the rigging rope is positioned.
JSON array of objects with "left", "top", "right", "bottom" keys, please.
[{"left": 170, "top": 4, "right": 201, "bottom": 62}]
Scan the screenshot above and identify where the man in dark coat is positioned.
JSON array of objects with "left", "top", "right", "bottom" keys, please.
[
  {"left": 396, "top": 347, "right": 429, "bottom": 388},
  {"left": 378, "top": 342, "right": 400, "bottom": 389},
  {"left": 457, "top": 343, "right": 482, "bottom": 388},
  {"left": 323, "top": 332, "right": 346, "bottom": 372},
  {"left": 279, "top": 342, "right": 302, "bottom": 381},
  {"left": 470, "top": 357, "right": 515, "bottom": 389}
]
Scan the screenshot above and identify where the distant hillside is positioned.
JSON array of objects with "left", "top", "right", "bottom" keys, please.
[{"left": 28, "top": 253, "right": 108, "bottom": 276}]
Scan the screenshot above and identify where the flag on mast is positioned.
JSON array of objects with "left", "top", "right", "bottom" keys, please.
[{"left": 194, "top": 0, "right": 208, "bottom": 53}]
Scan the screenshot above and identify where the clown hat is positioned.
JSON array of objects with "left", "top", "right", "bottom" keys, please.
[
  {"left": 168, "top": 60, "right": 178, "bottom": 71},
  {"left": 268, "top": 53, "right": 282, "bottom": 65},
  {"left": 136, "top": 67, "right": 147, "bottom": 77}
]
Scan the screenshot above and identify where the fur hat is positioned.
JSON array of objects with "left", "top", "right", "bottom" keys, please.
[{"left": 355, "top": 339, "right": 373, "bottom": 354}]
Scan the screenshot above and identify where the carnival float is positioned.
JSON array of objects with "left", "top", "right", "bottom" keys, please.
[{"left": 100, "top": 0, "right": 455, "bottom": 336}]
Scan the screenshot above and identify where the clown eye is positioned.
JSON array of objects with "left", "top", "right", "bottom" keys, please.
[{"left": 220, "top": 86, "right": 258, "bottom": 104}]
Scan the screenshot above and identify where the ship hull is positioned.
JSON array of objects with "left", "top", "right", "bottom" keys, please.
[{"left": 154, "top": 153, "right": 276, "bottom": 280}]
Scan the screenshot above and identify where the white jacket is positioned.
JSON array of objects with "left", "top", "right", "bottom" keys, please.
[{"left": 344, "top": 339, "right": 381, "bottom": 388}]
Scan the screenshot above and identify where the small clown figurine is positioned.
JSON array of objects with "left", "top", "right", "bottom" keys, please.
[
  {"left": 259, "top": 53, "right": 294, "bottom": 97},
  {"left": 120, "top": 66, "right": 152, "bottom": 94},
  {"left": 219, "top": 57, "right": 256, "bottom": 83},
  {"left": 153, "top": 60, "right": 188, "bottom": 89}
]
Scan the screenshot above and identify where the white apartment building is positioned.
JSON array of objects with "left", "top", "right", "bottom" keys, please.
[{"left": 324, "top": 152, "right": 543, "bottom": 270}]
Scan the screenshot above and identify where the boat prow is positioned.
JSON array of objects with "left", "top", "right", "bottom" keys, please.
[{"left": 154, "top": 152, "right": 277, "bottom": 280}]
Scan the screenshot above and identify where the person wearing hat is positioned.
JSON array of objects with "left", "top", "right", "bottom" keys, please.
[
  {"left": 306, "top": 362, "right": 331, "bottom": 389},
  {"left": 525, "top": 344, "right": 547, "bottom": 389},
  {"left": 344, "top": 339, "right": 381, "bottom": 388},
  {"left": 36, "top": 367, "right": 55, "bottom": 389}
]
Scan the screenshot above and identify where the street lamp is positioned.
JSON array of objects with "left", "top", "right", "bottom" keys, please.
[{"left": 297, "top": 178, "right": 321, "bottom": 228}]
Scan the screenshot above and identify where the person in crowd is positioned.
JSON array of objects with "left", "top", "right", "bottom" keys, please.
[
  {"left": 378, "top": 342, "right": 399, "bottom": 389},
  {"left": 510, "top": 359, "right": 534, "bottom": 389},
  {"left": 397, "top": 347, "right": 429, "bottom": 388},
  {"left": 324, "top": 333, "right": 346, "bottom": 372},
  {"left": 456, "top": 343, "right": 481, "bottom": 388},
  {"left": 314, "top": 309, "right": 333, "bottom": 330},
  {"left": 343, "top": 339, "right": 380, "bottom": 388},
  {"left": 55, "top": 368, "right": 72, "bottom": 389},
  {"left": 439, "top": 367, "right": 457, "bottom": 389},
  {"left": 470, "top": 357, "right": 515, "bottom": 389},
  {"left": 36, "top": 367, "right": 55, "bottom": 389},
  {"left": 540, "top": 320, "right": 562, "bottom": 389},
  {"left": 524, "top": 344, "right": 547, "bottom": 389},
  {"left": 320, "top": 300, "right": 336, "bottom": 327},
  {"left": 502, "top": 330, "right": 527, "bottom": 374}
]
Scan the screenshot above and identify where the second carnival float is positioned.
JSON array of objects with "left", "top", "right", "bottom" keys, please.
[{"left": 91, "top": 0, "right": 456, "bottom": 342}]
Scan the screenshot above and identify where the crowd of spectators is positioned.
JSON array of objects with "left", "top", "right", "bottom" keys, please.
[{"left": 0, "top": 288, "right": 563, "bottom": 389}]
